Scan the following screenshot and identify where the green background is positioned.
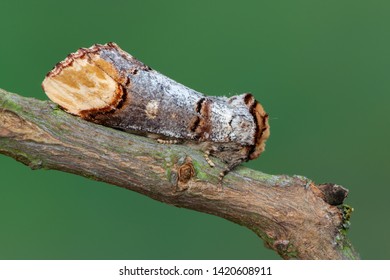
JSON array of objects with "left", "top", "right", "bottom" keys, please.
[{"left": 0, "top": 0, "right": 389, "bottom": 259}]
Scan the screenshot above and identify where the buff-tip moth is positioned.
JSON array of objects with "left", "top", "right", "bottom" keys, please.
[{"left": 42, "top": 43, "right": 270, "bottom": 177}]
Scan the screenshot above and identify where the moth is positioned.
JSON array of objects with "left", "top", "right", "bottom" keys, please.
[{"left": 42, "top": 43, "right": 270, "bottom": 177}]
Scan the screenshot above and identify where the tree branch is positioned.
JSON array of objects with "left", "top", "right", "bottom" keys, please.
[{"left": 0, "top": 88, "right": 358, "bottom": 259}]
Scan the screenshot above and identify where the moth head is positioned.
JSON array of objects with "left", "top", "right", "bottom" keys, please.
[{"left": 42, "top": 44, "right": 125, "bottom": 117}]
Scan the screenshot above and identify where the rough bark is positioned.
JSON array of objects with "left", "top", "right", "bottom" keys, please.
[{"left": 0, "top": 88, "right": 358, "bottom": 259}]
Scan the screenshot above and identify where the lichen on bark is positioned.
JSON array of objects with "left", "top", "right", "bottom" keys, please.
[{"left": 0, "top": 88, "right": 359, "bottom": 260}]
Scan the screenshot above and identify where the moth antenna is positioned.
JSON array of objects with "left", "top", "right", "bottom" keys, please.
[
  {"left": 204, "top": 150, "right": 215, "bottom": 167},
  {"left": 157, "top": 139, "right": 181, "bottom": 144}
]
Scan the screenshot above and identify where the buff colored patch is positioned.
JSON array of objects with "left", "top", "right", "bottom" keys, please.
[
  {"left": 249, "top": 102, "right": 270, "bottom": 160},
  {"left": 145, "top": 100, "right": 159, "bottom": 119},
  {"left": 42, "top": 52, "right": 122, "bottom": 115},
  {"left": 90, "top": 56, "right": 126, "bottom": 85}
]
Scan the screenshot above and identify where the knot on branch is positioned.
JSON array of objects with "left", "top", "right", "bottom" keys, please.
[
  {"left": 171, "top": 156, "right": 195, "bottom": 191},
  {"left": 317, "top": 183, "right": 349, "bottom": 206}
]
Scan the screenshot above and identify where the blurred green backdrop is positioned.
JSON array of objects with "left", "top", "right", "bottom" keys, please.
[{"left": 0, "top": 0, "right": 389, "bottom": 259}]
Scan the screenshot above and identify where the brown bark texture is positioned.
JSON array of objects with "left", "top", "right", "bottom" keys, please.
[{"left": 0, "top": 88, "right": 358, "bottom": 259}]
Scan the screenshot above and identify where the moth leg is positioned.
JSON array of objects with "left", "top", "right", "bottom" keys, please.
[
  {"left": 218, "top": 169, "right": 233, "bottom": 183},
  {"left": 219, "top": 170, "right": 228, "bottom": 181},
  {"left": 218, "top": 160, "right": 243, "bottom": 182},
  {"left": 157, "top": 139, "right": 182, "bottom": 144},
  {"left": 217, "top": 168, "right": 232, "bottom": 187},
  {"left": 204, "top": 150, "right": 215, "bottom": 167}
]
